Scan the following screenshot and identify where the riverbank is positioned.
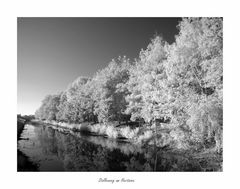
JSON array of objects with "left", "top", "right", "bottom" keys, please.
[
  {"left": 17, "top": 118, "right": 26, "bottom": 139},
  {"left": 18, "top": 117, "right": 39, "bottom": 171},
  {"left": 34, "top": 120, "right": 148, "bottom": 143},
  {"left": 32, "top": 120, "right": 205, "bottom": 152}
]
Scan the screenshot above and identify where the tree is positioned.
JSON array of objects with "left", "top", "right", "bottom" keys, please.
[
  {"left": 90, "top": 56, "right": 132, "bottom": 123},
  {"left": 35, "top": 94, "right": 61, "bottom": 121},
  {"left": 56, "top": 92, "right": 69, "bottom": 122},
  {"left": 60, "top": 77, "right": 90, "bottom": 123},
  {"left": 125, "top": 36, "right": 171, "bottom": 125},
  {"left": 66, "top": 76, "right": 89, "bottom": 101},
  {"left": 166, "top": 18, "right": 223, "bottom": 151}
]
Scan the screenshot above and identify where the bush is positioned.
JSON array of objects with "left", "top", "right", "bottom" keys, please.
[
  {"left": 105, "top": 126, "right": 119, "bottom": 138},
  {"left": 90, "top": 123, "right": 107, "bottom": 135},
  {"left": 119, "top": 126, "right": 139, "bottom": 139},
  {"left": 137, "top": 130, "right": 153, "bottom": 144}
]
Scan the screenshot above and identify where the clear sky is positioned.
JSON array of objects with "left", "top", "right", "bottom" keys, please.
[{"left": 17, "top": 17, "right": 181, "bottom": 115}]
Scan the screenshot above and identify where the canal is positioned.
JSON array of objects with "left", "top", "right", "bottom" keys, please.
[{"left": 17, "top": 122, "right": 220, "bottom": 171}]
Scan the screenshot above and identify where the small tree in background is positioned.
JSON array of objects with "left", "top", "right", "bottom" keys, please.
[{"left": 35, "top": 94, "right": 60, "bottom": 121}]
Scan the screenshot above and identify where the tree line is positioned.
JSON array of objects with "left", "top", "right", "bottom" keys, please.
[{"left": 35, "top": 18, "right": 223, "bottom": 151}]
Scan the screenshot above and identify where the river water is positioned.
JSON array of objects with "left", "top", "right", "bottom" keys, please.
[{"left": 17, "top": 122, "right": 220, "bottom": 171}]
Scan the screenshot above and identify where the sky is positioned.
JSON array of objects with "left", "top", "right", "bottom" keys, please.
[{"left": 17, "top": 17, "right": 181, "bottom": 115}]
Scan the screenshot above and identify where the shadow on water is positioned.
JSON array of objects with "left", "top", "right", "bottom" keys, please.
[
  {"left": 17, "top": 123, "right": 222, "bottom": 171},
  {"left": 17, "top": 150, "right": 39, "bottom": 171}
]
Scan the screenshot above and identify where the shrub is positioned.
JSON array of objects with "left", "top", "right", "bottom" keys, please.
[
  {"left": 120, "top": 126, "right": 139, "bottom": 139},
  {"left": 137, "top": 130, "right": 153, "bottom": 144},
  {"left": 105, "top": 126, "right": 118, "bottom": 138}
]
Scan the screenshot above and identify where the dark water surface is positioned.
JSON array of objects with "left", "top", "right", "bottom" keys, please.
[{"left": 17, "top": 123, "right": 220, "bottom": 171}]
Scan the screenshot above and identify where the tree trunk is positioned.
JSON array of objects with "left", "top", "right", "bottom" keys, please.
[{"left": 154, "top": 119, "right": 158, "bottom": 171}]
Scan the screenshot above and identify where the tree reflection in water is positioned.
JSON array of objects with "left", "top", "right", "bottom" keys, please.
[{"left": 17, "top": 124, "right": 221, "bottom": 171}]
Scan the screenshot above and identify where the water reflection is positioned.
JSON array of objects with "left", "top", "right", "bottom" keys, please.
[{"left": 17, "top": 123, "right": 220, "bottom": 171}]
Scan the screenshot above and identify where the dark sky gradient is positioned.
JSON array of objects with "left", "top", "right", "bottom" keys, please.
[{"left": 18, "top": 17, "right": 181, "bottom": 115}]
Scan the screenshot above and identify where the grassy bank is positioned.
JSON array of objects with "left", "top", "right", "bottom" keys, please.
[
  {"left": 34, "top": 120, "right": 192, "bottom": 151},
  {"left": 39, "top": 120, "right": 144, "bottom": 143}
]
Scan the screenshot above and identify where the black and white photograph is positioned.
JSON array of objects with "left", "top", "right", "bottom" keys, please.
[
  {"left": 2, "top": 0, "right": 240, "bottom": 188},
  {"left": 17, "top": 17, "right": 223, "bottom": 172}
]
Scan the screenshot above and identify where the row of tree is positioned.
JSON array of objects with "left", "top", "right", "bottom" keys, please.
[{"left": 35, "top": 18, "right": 223, "bottom": 150}]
